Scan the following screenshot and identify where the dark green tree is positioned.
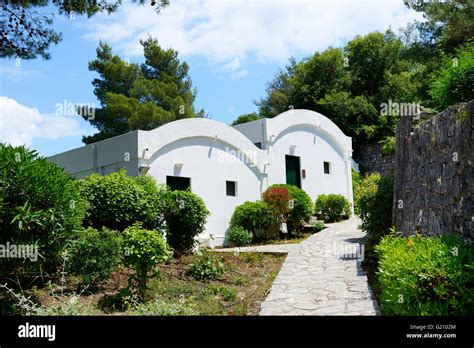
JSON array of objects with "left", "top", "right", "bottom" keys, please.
[
  {"left": 84, "top": 38, "right": 199, "bottom": 143},
  {"left": 0, "top": 0, "right": 169, "bottom": 59},
  {"left": 404, "top": 0, "right": 474, "bottom": 52},
  {"left": 256, "top": 31, "right": 420, "bottom": 148},
  {"left": 231, "top": 112, "right": 261, "bottom": 126},
  {"left": 430, "top": 42, "right": 474, "bottom": 110}
]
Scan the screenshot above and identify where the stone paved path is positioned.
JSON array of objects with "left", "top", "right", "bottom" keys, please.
[{"left": 218, "top": 217, "right": 379, "bottom": 315}]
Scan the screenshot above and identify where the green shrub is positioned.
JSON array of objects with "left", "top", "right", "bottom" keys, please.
[
  {"left": 267, "top": 184, "right": 313, "bottom": 233},
  {"left": 352, "top": 169, "right": 363, "bottom": 211},
  {"left": 122, "top": 223, "right": 170, "bottom": 300},
  {"left": 430, "top": 43, "right": 474, "bottom": 110},
  {"left": 226, "top": 226, "right": 253, "bottom": 247},
  {"left": 380, "top": 136, "right": 396, "bottom": 156},
  {"left": 0, "top": 144, "right": 86, "bottom": 280},
  {"left": 311, "top": 221, "right": 327, "bottom": 233},
  {"left": 230, "top": 200, "right": 273, "bottom": 239},
  {"left": 186, "top": 248, "right": 225, "bottom": 280},
  {"left": 357, "top": 173, "right": 394, "bottom": 238},
  {"left": 77, "top": 171, "right": 166, "bottom": 231},
  {"left": 67, "top": 227, "right": 122, "bottom": 287},
  {"left": 314, "top": 194, "right": 351, "bottom": 222},
  {"left": 376, "top": 234, "right": 474, "bottom": 315},
  {"left": 163, "top": 190, "right": 209, "bottom": 257}
]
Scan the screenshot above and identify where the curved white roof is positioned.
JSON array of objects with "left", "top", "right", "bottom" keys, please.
[{"left": 139, "top": 109, "right": 352, "bottom": 172}]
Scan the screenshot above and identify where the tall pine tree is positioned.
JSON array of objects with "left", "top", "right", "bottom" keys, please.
[{"left": 83, "top": 37, "right": 198, "bottom": 144}]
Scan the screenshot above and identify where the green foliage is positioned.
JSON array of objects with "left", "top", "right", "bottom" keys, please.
[
  {"left": 76, "top": 171, "right": 166, "bottom": 231},
  {"left": 230, "top": 200, "right": 274, "bottom": 238},
  {"left": 376, "top": 234, "right": 474, "bottom": 315},
  {"left": 186, "top": 248, "right": 225, "bottom": 281},
  {"left": 122, "top": 223, "right": 170, "bottom": 300},
  {"left": 163, "top": 190, "right": 209, "bottom": 257},
  {"left": 311, "top": 221, "right": 327, "bottom": 233},
  {"left": 256, "top": 30, "right": 419, "bottom": 148},
  {"left": 267, "top": 184, "right": 313, "bottom": 233},
  {"left": 84, "top": 38, "right": 200, "bottom": 143},
  {"left": 1, "top": 1, "right": 169, "bottom": 60},
  {"left": 314, "top": 194, "right": 351, "bottom": 222},
  {"left": 204, "top": 285, "right": 237, "bottom": 302},
  {"left": 357, "top": 173, "right": 394, "bottom": 274},
  {"left": 134, "top": 298, "right": 199, "bottom": 316},
  {"left": 404, "top": 0, "right": 473, "bottom": 52},
  {"left": 352, "top": 169, "right": 363, "bottom": 210},
  {"left": 226, "top": 226, "right": 253, "bottom": 247},
  {"left": 430, "top": 43, "right": 474, "bottom": 110},
  {"left": 380, "top": 136, "right": 396, "bottom": 156},
  {"left": 317, "top": 91, "right": 380, "bottom": 143},
  {"left": 67, "top": 227, "right": 122, "bottom": 287},
  {"left": 0, "top": 144, "right": 86, "bottom": 280},
  {"left": 231, "top": 112, "right": 261, "bottom": 126},
  {"left": 357, "top": 173, "right": 394, "bottom": 237}
]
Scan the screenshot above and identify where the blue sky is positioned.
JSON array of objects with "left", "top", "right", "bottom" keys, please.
[{"left": 0, "top": 0, "right": 422, "bottom": 157}]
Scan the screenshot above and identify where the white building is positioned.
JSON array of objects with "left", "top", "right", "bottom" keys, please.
[{"left": 49, "top": 109, "right": 354, "bottom": 246}]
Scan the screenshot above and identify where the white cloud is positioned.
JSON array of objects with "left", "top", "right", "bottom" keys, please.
[
  {"left": 79, "top": 0, "right": 424, "bottom": 77},
  {"left": 0, "top": 65, "right": 46, "bottom": 82},
  {"left": 0, "top": 97, "right": 88, "bottom": 147}
]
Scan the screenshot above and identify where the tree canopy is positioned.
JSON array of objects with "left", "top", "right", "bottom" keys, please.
[
  {"left": 231, "top": 112, "right": 261, "bottom": 126},
  {"left": 256, "top": 4, "right": 473, "bottom": 150},
  {"left": 256, "top": 31, "right": 423, "bottom": 149},
  {"left": 1, "top": 0, "right": 169, "bottom": 59},
  {"left": 404, "top": 0, "right": 473, "bottom": 52},
  {"left": 83, "top": 37, "right": 200, "bottom": 144}
]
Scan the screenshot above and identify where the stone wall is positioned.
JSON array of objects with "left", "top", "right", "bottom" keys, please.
[
  {"left": 393, "top": 101, "right": 473, "bottom": 240},
  {"left": 353, "top": 143, "right": 394, "bottom": 176}
]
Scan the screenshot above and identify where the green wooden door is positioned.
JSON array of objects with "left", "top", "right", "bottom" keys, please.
[{"left": 285, "top": 155, "right": 301, "bottom": 188}]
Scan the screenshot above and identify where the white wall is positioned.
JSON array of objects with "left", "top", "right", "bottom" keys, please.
[
  {"left": 266, "top": 125, "right": 350, "bottom": 201},
  {"left": 146, "top": 137, "right": 263, "bottom": 246},
  {"left": 48, "top": 109, "right": 353, "bottom": 246},
  {"left": 138, "top": 118, "right": 267, "bottom": 246}
]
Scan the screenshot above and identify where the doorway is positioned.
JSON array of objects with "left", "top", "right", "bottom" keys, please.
[{"left": 285, "top": 155, "right": 301, "bottom": 188}]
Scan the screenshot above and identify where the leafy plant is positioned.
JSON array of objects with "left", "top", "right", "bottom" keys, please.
[
  {"left": 376, "top": 234, "right": 474, "bottom": 315},
  {"left": 163, "top": 189, "right": 210, "bottom": 257},
  {"left": 357, "top": 174, "right": 394, "bottom": 239},
  {"left": 352, "top": 169, "right": 363, "bottom": 211},
  {"left": 262, "top": 186, "right": 291, "bottom": 217},
  {"left": 67, "top": 227, "right": 122, "bottom": 287},
  {"left": 76, "top": 170, "right": 167, "bottom": 232},
  {"left": 380, "top": 136, "right": 396, "bottom": 156},
  {"left": 230, "top": 200, "right": 273, "bottom": 240},
  {"left": 0, "top": 283, "right": 95, "bottom": 316},
  {"left": 311, "top": 221, "right": 326, "bottom": 233},
  {"left": 134, "top": 298, "right": 199, "bottom": 316},
  {"left": 226, "top": 226, "right": 253, "bottom": 247},
  {"left": 204, "top": 285, "right": 237, "bottom": 302},
  {"left": 314, "top": 194, "right": 351, "bottom": 222},
  {"left": 122, "top": 223, "right": 170, "bottom": 300},
  {"left": 0, "top": 144, "right": 86, "bottom": 281},
  {"left": 267, "top": 184, "right": 313, "bottom": 233},
  {"left": 430, "top": 43, "right": 474, "bottom": 110},
  {"left": 186, "top": 248, "right": 225, "bottom": 281}
]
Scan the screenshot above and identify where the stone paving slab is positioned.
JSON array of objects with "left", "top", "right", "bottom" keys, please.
[
  {"left": 215, "top": 243, "right": 296, "bottom": 254},
  {"left": 258, "top": 217, "right": 379, "bottom": 315}
]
